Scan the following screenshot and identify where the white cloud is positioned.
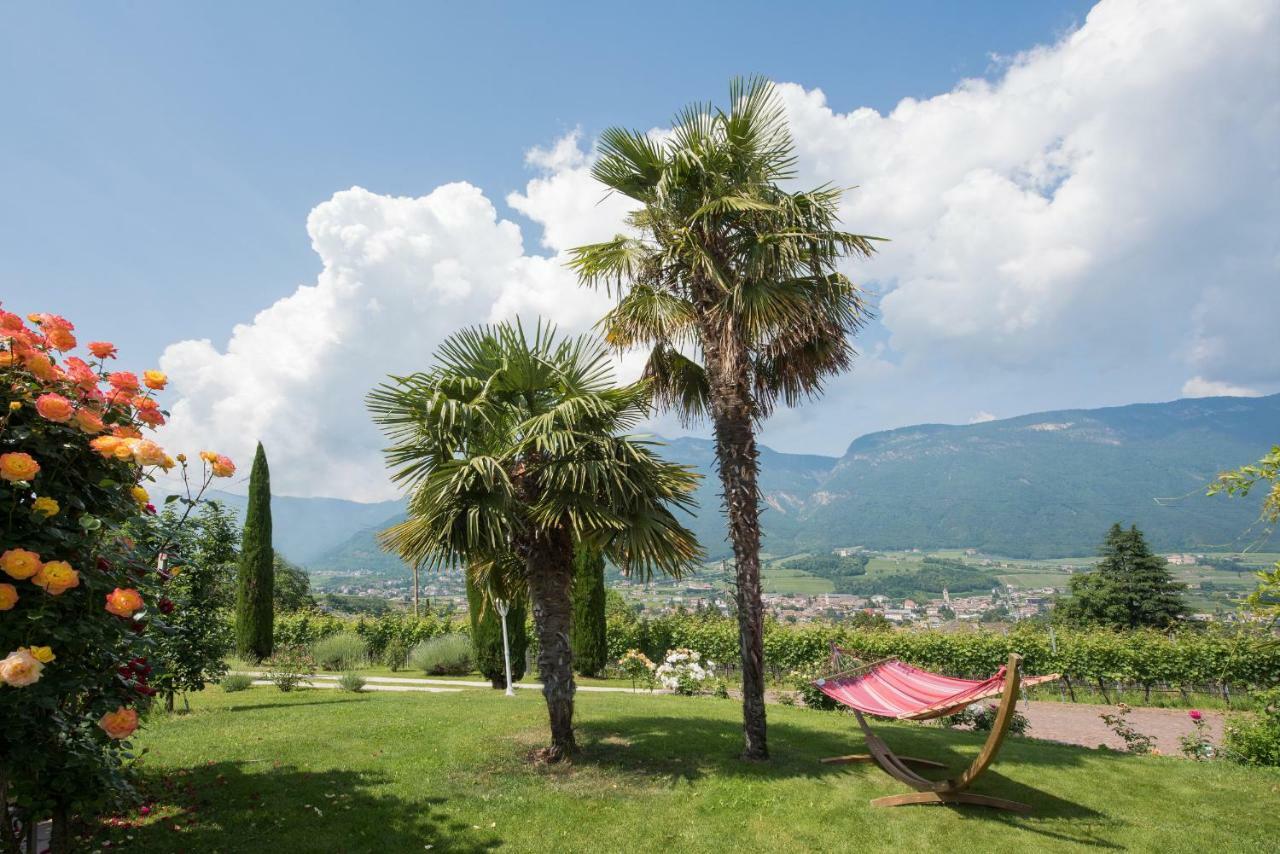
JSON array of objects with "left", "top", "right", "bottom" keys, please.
[
  {"left": 159, "top": 183, "right": 611, "bottom": 500},
  {"left": 158, "top": 0, "right": 1278, "bottom": 497},
  {"left": 969, "top": 412, "right": 998, "bottom": 424},
  {"left": 1180, "top": 376, "right": 1264, "bottom": 399}
]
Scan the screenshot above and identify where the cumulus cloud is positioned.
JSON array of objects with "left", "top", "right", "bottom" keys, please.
[
  {"left": 1180, "top": 377, "right": 1264, "bottom": 399},
  {"left": 158, "top": 0, "right": 1278, "bottom": 498}
]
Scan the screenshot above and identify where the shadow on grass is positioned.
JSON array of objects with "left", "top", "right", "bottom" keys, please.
[
  {"left": 575, "top": 707, "right": 1113, "bottom": 827},
  {"left": 91, "top": 760, "right": 501, "bottom": 853},
  {"left": 228, "top": 696, "right": 371, "bottom": 713}
]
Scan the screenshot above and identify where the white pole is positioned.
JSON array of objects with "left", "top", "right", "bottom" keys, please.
[{"left": 495, "top": 598, "right": 515, "bottom": 696}]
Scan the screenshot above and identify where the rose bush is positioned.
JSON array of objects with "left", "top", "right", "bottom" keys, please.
[{"left": 0, "top": 307, "right": 233, "bottom": 853}]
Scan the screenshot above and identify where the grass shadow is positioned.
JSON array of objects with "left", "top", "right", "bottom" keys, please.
[
  {"left": 228, "top": 696, "right": 371, "bottom": 713},
  {"left": 88, "top": 760, "right": 501, "bottom": 853}
]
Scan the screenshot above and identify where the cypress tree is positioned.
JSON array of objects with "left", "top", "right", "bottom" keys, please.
[
  {"left": 466, "top": 573, "right": 528, "bottom": 688},
  {"left": 235, "top": 442, "right": 275, "bottom": 660},
  {"left": 1060, "top": 523, "right": 1188, "bottom": 629},
  {"left": 570, "top": 545, "right": 608, "bottom": 677}
]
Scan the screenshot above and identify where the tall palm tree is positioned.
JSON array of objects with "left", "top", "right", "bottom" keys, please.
[
  {"left": 568, "top": 77, "right": 880, "bottom": 760},
  {"left": 367, "top": 322, "right": 702, "bottom": 760}
]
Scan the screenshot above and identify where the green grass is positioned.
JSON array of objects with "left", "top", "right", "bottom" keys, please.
[{"left": 104, "top": 688, "right": 1279, "bottom": 852}]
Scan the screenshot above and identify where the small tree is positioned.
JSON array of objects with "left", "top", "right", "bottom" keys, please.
[
  {"left": 466, "top": 571, "right": 528, "bottom": 688},
  {"left": 1059, "top": 523, "right": 1187, "bottom": 629},
  {"left": 235, "top": 442, "right": 274, "bottom": 660},
  {"left": 1209, "top": 445, "right": 1280, "bottom": 625},
  {"left": 571, "top": 546, "right": 608, "bottom": 677},
  {"left": 273, "top": 554, "right": 315, "bottom": 613}
]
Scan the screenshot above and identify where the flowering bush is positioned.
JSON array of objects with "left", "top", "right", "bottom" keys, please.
[
  {"left": 654, "top": 647, "right": 714, "bottom": 695},
  {"left": 618, "top": 649, "right": 657, "bottom": 691},
  {"left": 1223, "top": 687, "right": 1280, "bottom": 767},
  {"left": 1179, "top": 709, "right": 1216, "bottom": 760},
  {"left": 1099, "top": 703, "right": 1157, "bottom": 754},
  {"left": 0, "top": 308, "right": 233, "bottom": 852}
]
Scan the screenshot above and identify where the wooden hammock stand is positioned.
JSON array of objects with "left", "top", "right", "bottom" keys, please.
[{"left": 819, "top": 652, "right": 1052, "bottom": 813}]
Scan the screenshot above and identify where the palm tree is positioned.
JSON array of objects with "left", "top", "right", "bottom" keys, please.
[
  {"left": 367, "top": 322, "right": 702, "bottom": 760},
  {"left": 568, "top": 77, "right": 880, "bottom": 760}
]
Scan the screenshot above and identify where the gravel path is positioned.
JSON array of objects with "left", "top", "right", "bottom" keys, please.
[{"left": 1020, "top": 700, "right": 1224, "bottom": 754}]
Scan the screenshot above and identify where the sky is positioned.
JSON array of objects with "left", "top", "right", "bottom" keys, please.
[{"left": 3, "top": 0, "right": 1277, "bottom": 501}]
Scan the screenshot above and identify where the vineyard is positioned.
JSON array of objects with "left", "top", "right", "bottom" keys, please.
[{"left": 268, "top": 611, "right": 1280, "bottom": 700}]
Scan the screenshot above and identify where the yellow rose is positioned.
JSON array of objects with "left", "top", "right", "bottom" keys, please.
[
  {"left": 132, "top": 439, "right": 166, "bottom": 467},
  {"left": 0, "top": 583, "right": 17, "bottom": 611},
  {"left": 0, "top": 649, "right": 42, "bottom": 687},
  {"left": 32, "top": 560, "right": 79, "bottom": 596},
  {"left": 90, "top": 435, "right": 123, "bottom": 458},
  {"left": 0, "top": 548, "right": 42, "bottom": 580},
  {"left": 31, "top": 496, "right": 59, "bottom": 518},
  {"left": 143, "top": 370, "right": 168, "bottom": 390},
  {"left": 0, "top": 452, "right": 40, "bottom": 482},
  {"left": 99, "top": 706, "right": 139, "bottom": 739},
  {"left": 23, "top": 646, "right": 55, "bottom": 664},
  {"left": 130, "top": 486, "right": 149, "bottom": 506},
  {"left": 7, "top": 401, "right": 19, "bottom": 411}
]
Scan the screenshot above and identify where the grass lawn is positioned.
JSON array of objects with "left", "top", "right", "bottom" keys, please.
[{"left": 105, "top": 688, "right": 1279, "bottom": 852}]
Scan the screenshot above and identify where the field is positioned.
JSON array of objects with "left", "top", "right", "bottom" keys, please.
[{"left": 103, "top": 687, "right": 1280, "bottom": 853}]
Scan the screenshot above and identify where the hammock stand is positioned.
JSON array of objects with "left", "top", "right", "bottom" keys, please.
[{"left": 814, "top": 647, "right": 1059, "bottom": 813}]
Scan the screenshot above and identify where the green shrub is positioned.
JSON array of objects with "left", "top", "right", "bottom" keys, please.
[
  {"left": 264, "top": 646, "right": 315, "bottom": 692},
  {"left": 338, "top": 672, "right": 367, "bottom": 693},
  {"left": 789, "top": 660, "right": 842, "bottom": 711},
  {"left": 945, "top": 703, "right": 1030, "bottom": 736},
  {"left": 411, "top": 634, "right": 474, "bottom": 676},
  {"left": 1223, "top": 687, "right": 1280, "bottom": 766},
  {"left": 312, "top": 632, "right": 369, "bottom": 671},
  {"left": 220, "top": 673, "right": 254, "bottom": 693},
  {"left": 467, "top": 580, "right": 527, "bottom": 687},
  {"left": 383, "top": 637, "right": 410, "bottom": 672}
]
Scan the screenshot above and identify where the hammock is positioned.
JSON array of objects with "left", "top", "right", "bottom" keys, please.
[
  {"left": 814, "top": 649, "right": 1061, "bottom": 813},
  {"left": 815, "top": 658, "right": 1060, "bottom": 721}
]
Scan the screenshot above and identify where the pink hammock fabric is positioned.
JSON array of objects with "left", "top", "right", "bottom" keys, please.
[{"left": 815, "top": 659, "right": 1058, "bottom": 721}]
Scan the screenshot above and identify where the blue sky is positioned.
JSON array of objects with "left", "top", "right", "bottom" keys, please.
[
  {"left": 4, "top": 1, "right": 1092, "bottom": 364},
  {"left": 3, "top": 1, "right": 1275, "bottom": 500}
]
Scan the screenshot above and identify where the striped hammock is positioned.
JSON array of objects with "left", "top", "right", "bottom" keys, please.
[{"left": 814, "top": 658, "right": 1059, "bottom": 721}]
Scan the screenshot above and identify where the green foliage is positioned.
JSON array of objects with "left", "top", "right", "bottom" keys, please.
[
  {"left": 945, "top": 703, "right": 1029, "bottom": 736},
  {"left": 1059, "top": 524, "right": 1188, "bottom": 629},
  {"left": 263, "top": 646, "right": 314, "bottom": 692},
  {"left": 1098, "top": 704, "right": 1157, "bottom": 754},
  {"left": 236, "top": 443, "right": 275, "bottom": 660},
  {"left": 219, "top": 673, "right": 253, "bottom": 693},
  {"left": 466, "top": 574, "right": 528, "bottom": 686},
  {"left": 788, "top": 660, "right": 841, "bottom": 711},
  {"left": 311, "top": 632, "right": 369, "bottom": 671},
  {"left": 571, "top": 546, "right": 608, "bottom": 677},
  {"left": 834, "top": 557, "right": 997, "bottom": 599},
  {"left": 410, "top": 634, "right": 473, "bottom": 676},
  {"left": 784, "top": 553, "right": 868, "bottom": 581},
  {"left": 338, "top": 671, "right": 367, "bottom": 693},
  {"left": 382, "top": 637, "right": 410, "bottom": 672},
  {"left": 1223, "top": 687, "right": 1280, "bottom": 766},
  {"left": 272, "top": 610, "right": 454, "bottom": 661},
  {"left": 273, "top": 553, "right": 315, "bottom": 613},
  {"left": 1210, "top": 444, "right": 1280, "bottom": 622}
]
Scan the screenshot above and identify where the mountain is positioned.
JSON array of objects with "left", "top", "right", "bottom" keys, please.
[
  {"left": 249, "top": 393, "right": 1279, "bottom": 572},
  {"left": 200, "top": 489, "right": 405, "bottom": 564}
]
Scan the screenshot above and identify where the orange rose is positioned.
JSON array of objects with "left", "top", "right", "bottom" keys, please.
[
  {"left": 89, "top": 435, "right": 122, "bottom": 458},
  {"left": 44, "top": 326, "right": 76, "bottom": 351},
  {"left": 105, "top": 587, "right": 144, "bottom": 618},
  {"left": 199, "top": 450, "right": 218, "bottom": 464},
  {"left": 211, "top": 455, "right": 236, "bottom": 478},
  {"left": 0, "top": 583, "right": 17, "bottom": 610},
  {"left": 0, "top": 452, "right": 40, "bottom": 482},
  {"left": 74, "top": 408, "right": 106, "bottom": 434},
  {"left": 107, "top": 371, "right": 139, "bottom": 392},
  {"left": 88, "top": 341, "right": 117, "bottom": 359},
  {"left": 1, "top": 549, "right": 42, "bottom": 580},
  {"left": 22, "top": 352, "right": 59, "bottom": 382},
  {"left": 132, "top": 439, "right": 166, "bottom": 466},
  {"left": 34, "top": 393, "right": 74, "bottom": 423},
  {"left": 98, "top": 706, "right": 139, "bottom": 740},
  {"left": 63, "top": 357, "right": 98, "bottom": 388},
  {"left": 33, "top": 560, "right": 79, "bottom": 595},
  {"left": 136, "top": 407, "right": 165, "bottom": 427},
  {"left": 142, "top": 370, "right": 167, "bottom": 390}
]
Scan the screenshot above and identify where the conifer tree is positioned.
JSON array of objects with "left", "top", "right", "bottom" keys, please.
[
  {"left": 466, "top": 572, "right": 528, "bottom": 688},
  {"left": 571, "top": 546, "right": 608, "bottom": 677},
  {"left": 1060, "top": 523, "right": 1187, "bottom": 629},
  {"left": 235, "top": 442, "right": 275, "bottom": 660}
]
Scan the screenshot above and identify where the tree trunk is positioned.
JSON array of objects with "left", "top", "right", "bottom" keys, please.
[
  {"left": 699, "top": 318, "right": 769, "bottom": 761},
  {"left": 525, "top": 528, "right": 577, "bottom": 761},
  {"left": 47, "top": 804, "right": 70, "bottom": 854}
]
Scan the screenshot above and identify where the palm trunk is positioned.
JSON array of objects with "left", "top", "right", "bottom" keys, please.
[
  {"left": 526, "top": 528, "right": 577, "bottom": 761},
  {"left": 700, "top": 316, "right": 769, "bottom": 761}
]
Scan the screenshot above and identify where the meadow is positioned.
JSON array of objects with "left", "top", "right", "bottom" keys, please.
[{"left": 101, "top": 687, "right": 1280, "bottom": 853}]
